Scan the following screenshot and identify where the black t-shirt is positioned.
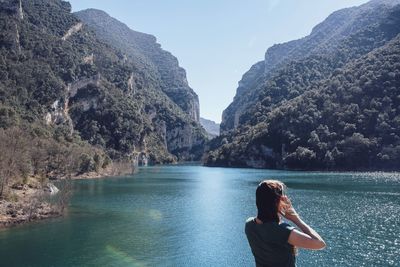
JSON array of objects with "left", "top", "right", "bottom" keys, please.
[{"left": 245, "top": 217, "right": 296, "bottom": 267}]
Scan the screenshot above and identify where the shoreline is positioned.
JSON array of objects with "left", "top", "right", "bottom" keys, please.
[
  {"left": 202, "top": 163, "right": 400, "bottom": 173},
  {"left": 0, "top": 165, "right": 136, "bottom": 229},
  {"left": 0, "top": 184, "right": 62, "bottom": 230}
]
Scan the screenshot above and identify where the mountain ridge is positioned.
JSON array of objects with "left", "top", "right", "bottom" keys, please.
[
  {"left": 75, "top": 8, "right": 200, "bottom": 123},
  {"left": 206, "top": 0, "right": 400, "bottom": 170},
  {"left": 221, "top": 0, "right": 400, "bottom": 133}
]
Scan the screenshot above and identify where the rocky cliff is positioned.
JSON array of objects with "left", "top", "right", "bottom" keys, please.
[
  {"left": 74, "top": 9, "right": 200, "bottom": 123},
  {"left": 74, "top": 8, "right": 206, "bottom": 161},
  {"left": 0, "top": 0, "right": 207, "bottom": 167},
  {"left": 206, "top": 0, "right": 400, "bottom": 170}
]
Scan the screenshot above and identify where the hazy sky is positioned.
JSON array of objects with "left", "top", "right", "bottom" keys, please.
[{"left": 69, "top": 0, "right": 370, "bottom": 123}]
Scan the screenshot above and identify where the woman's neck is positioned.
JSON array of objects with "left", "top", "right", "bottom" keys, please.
[{"left": 255, "top": 217, "right": 263, "bottom": 224}]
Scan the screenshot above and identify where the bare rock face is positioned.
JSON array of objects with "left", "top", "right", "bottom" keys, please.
[
  {"left": 74, "top": 9, "right": 206, "bottom": 161},
  {"left": 166, "top": 124, "right": 205, "bottom": 160},
  {"left": 17, "top": 0, "right": 22, "bottom": 19},
  {"left": 74, "top": 9, "right": 201, "bottom": 123},
  {"left": 44, "top": 74, "right": 103, "bottom": 135},
  {"left": 61, "top": 22, "right": 82, "bottom": 41},
  {"left": 167, "top": 125, "right": 193, "bottom": 152}
]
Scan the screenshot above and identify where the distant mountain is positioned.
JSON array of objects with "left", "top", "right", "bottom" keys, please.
[
  {"left": 200, "top": 118, "right": 220, "bottom": 138},
  {"left": 205, "top": 0, "right": 400, "bottom": 170}
]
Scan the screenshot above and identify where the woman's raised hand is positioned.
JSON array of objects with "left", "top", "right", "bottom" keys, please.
[
  {"left": 280, "top": 196, "right": 300, "bottom": 222},
  {"left": 282, "top": 195, "right": 326, "bottom": 250}
]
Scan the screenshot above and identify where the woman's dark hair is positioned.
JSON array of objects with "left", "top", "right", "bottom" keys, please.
[{"left": 256, "top": 180, "right": 285, "bottom": 223}]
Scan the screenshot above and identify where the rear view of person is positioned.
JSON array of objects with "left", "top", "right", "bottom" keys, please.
[{"left": 245, "top": 180, "right": 326, "bottom": 267}]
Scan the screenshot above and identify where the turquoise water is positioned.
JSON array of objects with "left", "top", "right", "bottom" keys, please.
[{"left": 0, "top": 165, "right": 399, "bottom": 266}]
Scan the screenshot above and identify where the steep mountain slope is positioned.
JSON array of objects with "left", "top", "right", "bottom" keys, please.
[
  {"left": 0, "top": 0, "right": 206, "bottom": 169},
  {"left": 221, "top": 0, "right": 400, "bottom": 132},
  {"left": 205, "top": 0, "right": 400, "bottom": 170},
  {"left": 73, "top": 9, "right": 206, "bottom": 161},
  {"left": 74, "top": 9, "right": 200, "bottom": 123}
]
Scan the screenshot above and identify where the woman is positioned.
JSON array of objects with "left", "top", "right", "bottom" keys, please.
[{"left": 245, "top": 180, "right": 326, "bottom": 267}]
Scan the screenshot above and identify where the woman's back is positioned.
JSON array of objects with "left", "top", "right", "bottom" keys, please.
[
  {"left": 245, "top": 217, "right": 296, "bottom": 267},
  {"left": 245, "top": 180, "right": 325, "bottom": 266}
]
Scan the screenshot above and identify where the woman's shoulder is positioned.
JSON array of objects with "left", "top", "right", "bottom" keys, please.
[
  {"left": 245, "top": 217, "right": 257, "bottom": 235},
  {"left": 245, "top": 217, "right": 256, "bottom": 229},
  {"left": 246, "top": 217, "right": 256, "bottom": 224},
  {"left": 245, "top": 217, "right": 256, "bottom": 230}
]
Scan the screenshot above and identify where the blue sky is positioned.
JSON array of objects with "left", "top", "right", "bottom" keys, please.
[{"left": 69, "top": 0, "right": 369, "bottom": 123}]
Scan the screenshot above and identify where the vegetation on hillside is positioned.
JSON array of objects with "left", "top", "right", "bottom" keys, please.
[
  {"left": 221, "top": 0, "right": 400, "bottom": 133},
  {"left": 75, "top": 9, "right": 201, "bottom": 122},
  {"left": 0, "top": 0, "right": 205, "bottom": 168},
  {"left": 205, "top": 2, "right": 400, "bottom": 170},
  {"left": 0, "top": 0, "right": 206, "bottom": 223}
]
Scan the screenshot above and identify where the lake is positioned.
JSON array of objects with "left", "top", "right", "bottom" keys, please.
[{"left": 0, "top": 165, "right": 399, "bottom": 266}]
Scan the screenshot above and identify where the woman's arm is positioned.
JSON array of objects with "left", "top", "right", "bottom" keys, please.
[{"left": 281, "top": 196, "right": 326, "bottom": 250}]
